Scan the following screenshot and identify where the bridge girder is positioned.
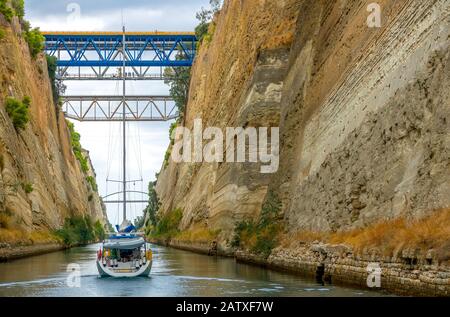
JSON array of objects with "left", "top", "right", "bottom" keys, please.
[
  {"left": 43, "top": 32, "right": 197, "bottom": 69},
  {"left": 61, "top": 95, "right": 178, "bottom": 122}
]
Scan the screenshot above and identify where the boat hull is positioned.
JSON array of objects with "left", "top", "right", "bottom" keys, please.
[{"left": 96, "top": 260, "right": 152, "bottom": 278}]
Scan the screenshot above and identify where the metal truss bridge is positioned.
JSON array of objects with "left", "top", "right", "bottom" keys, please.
[
  {"left": 43, "top": 31, "right": 197, "bottom": 80},
  {"left": 44, "top": 30, "right": 196, "bottom": 211},
  {"left": 59, "top": 71, "right": 173, "bottom": 81},
  {"left": 61, "top": 95, "right": 177, "bottom": 122}
]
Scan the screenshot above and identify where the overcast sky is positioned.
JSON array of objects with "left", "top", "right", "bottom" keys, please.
[{"left": 25, "top": 0, "right": 210, "bottom": 226}]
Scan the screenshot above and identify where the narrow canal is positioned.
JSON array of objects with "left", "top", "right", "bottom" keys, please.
[{"left": 0, "top": 244, "right": 390, "bottom": 297}]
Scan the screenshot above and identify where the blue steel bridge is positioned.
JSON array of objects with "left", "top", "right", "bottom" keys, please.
[
  {"left": 42, "top": 31, "right": 198, "bottom": 122},
  {"left": 43, "top": 31, "right": 197, "bottom": 81},
  {"left": 43, "top": 32, "right": 197, "bottom": 68}
]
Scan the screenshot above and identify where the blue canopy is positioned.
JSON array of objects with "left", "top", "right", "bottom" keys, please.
[{"left": 115, "top": 224, "right": 136, "bottom": 233}]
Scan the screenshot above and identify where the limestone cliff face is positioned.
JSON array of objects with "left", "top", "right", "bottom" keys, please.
[
  {"left": 0, "top": 18, "right": 106, "bottom": 237},
  {"left": 156, "top": 0, "right": 449, "bottom": 246}
]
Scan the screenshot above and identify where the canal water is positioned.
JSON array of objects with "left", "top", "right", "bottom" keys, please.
[{"left": 0, "top": 244, "right": 390, "bottom": 297}]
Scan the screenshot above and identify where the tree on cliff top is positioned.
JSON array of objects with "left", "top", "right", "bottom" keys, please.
[
  {"left": 46, "top": 55, "right": 66, "bottom": 105},
  {"left": 144, "top": 181, "right": 159, "bottom": 228},
  {"left": 0, "top": 0, "right": 14, "bottom": 22},
  {"left": 163, "top": 0, "right": 223, "bottom": 119},
  {"left": 25, "top": 27, "right": 44, "bottom": 58},
  {"left": 195, "top": 0, "right": 222, "bottom": 42},
  {"left": 164, "top": 52, "right": 191, "bottom": 118},
  {"left": 11, "top": 0, "right": 24, "bottom": 19}
]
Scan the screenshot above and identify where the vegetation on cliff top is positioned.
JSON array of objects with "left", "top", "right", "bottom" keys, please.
[
  {"left": 195, "top": 0, "right": 221, "bottom": 45},
  {"left": 161, "top": 0, "right": 222, "bottom": 126},
  {"left": 0, "top": 1, "right": 45, "bottom": 58},
  {"left": 0, "top": 0, "right": 14, "bottom": 22}
]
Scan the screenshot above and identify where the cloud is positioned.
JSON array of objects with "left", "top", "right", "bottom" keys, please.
[{"left": 26, "top": 0, "right": 210, "bottom": 31}]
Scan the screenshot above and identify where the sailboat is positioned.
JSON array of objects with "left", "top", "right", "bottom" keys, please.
[
  {"left": 96, "top": 27, "right": 152, "bottom": 278},
  {"left": 96, "top": 220, "right": 152, "bottom": 278}
]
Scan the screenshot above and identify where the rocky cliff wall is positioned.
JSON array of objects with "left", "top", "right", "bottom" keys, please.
[
  {"left": 155, "top": 0, "right": 449, "bottom": 295},
  {"left": 158, "top": 0, "right": 449, "bottom": 242},
  {"left": 0, "top": 16, "right": 106, "bottom": 244}
]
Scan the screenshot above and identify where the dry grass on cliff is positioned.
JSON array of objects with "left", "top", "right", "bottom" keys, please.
[
  {"left": 329, "top": 209, "right": 450, "bottom": 257},
  {"left": 176, "top": 226, "right": 220, "bottom": 243},
  {"left": 0, "top": 228, "right": 59, "bottom": 245},
  {"left": 282, "top": 209, "right": 450, "bottom": 260},
  {"left": 0, "top": 214, "right": 58, "bottom": 245}
]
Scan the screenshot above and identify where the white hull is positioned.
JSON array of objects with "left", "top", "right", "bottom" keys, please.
[{"left": 97, "top": 260, "right": 152, "bottom": 278}]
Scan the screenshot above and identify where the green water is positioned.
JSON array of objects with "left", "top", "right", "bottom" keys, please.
[{"left": 0, "top": 244, "right": 390, "bottom": 297}]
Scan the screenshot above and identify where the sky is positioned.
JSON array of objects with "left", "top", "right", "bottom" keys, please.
[{"left": 25, "top": 0, "right": 210, "bottom": 226}]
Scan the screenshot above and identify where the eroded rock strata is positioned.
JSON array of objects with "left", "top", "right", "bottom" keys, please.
[{"left": 156, "top": 0, "right": 450, "bottom": 295}]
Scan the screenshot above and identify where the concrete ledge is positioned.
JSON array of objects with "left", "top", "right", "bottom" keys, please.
[{"left": 0, "top": 243, "right": 66, "bottom": 262}]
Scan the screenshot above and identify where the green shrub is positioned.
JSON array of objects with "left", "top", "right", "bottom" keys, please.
[
  {"left": 0, "top": 0, "right": 14, "bottom": 23},
  {"left": 67, "top": 120, "right": 89, "bottom": 173},
  {"left": 163, "top": 148, "right": 172, "bottom": 168},
  {"left": 11, "top": 0, "right": 24, "bottom": 19},
  {"left": 144, "top": 181, "right": 159, "bottom": 228},
  {"left": 93, "top": 220, "right": 106, "bottom": 241},
  {"left": 231, "top": 191, "right": 282, "bottom": 258},
  {"left": 163, "top": 53, "right": 191, "bottom": 117},
  {"left": 200, "top": 22, "right": 216, "bottom": 47},
  {"left": 149, "top": 208, "right": 183, "bottom": 240},
  {"left": 195, "top": 22, "right": 210, "bottom": 43},
  {"left": 20, "top": 19, "right": 30, "bottom": 32},
  {"left": 46, "top": 55, "right": 57, "bottom": 100},
  {"left": 5, "top": 96, "right": 30, "bottom": 130},
  {"left": 22, "top": 182, "right": 33, "bottom": 194},
  {"left": 231, "top": 220, "right": 255, "bottom": 248},
  {"left": 169, "top": 122, "right": 178, "bottom": 145},
  {"left": 55, "top": 216, "right": 104, "bottom": 246},
  {"left": 86, "top": 176, "right": 98, "bottom": 192},
  {"left": 25, "top": 27, "right": 44, "bottom": 58},
  {"left": 0, "top": 28, "right": 5, "bottom": 40},
  {"left": 46, "top": 55, "right": 66, "bottom": 105}
]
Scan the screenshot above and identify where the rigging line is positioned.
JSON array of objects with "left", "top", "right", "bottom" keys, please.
[
  {"left": 136, "top": 120, "right": 143, "bottom": 178},
  {"left": 131, "top": 122, "right": 143, "bottom": 179},
  {"left": 106, "top": 120, "right": 113, "bottom": 179},
  {"left": 117, "top": 182, "right": 120, "bottom": 226},
  {"left": 127, "top": 70, "right": 141, "bottom": 180},
  {"left": 106, "top": 81, "right": 121, "bottom": 179}
]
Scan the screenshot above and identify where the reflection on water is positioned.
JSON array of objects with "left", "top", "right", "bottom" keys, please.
[{"left": 0, "top": 244, "right": 390, "bottom": 297}]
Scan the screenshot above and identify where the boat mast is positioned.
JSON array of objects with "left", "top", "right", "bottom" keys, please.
[{"left": 122, "top": 26, "right": 127, "bottom": 222}]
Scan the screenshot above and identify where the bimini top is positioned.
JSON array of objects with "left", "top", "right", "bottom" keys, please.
[
  {"left": 115, "top": 224, "right": 136, "bottom": 233},
  {"left": 103, "top": 236, "right": 145, "bottom": 250}
]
